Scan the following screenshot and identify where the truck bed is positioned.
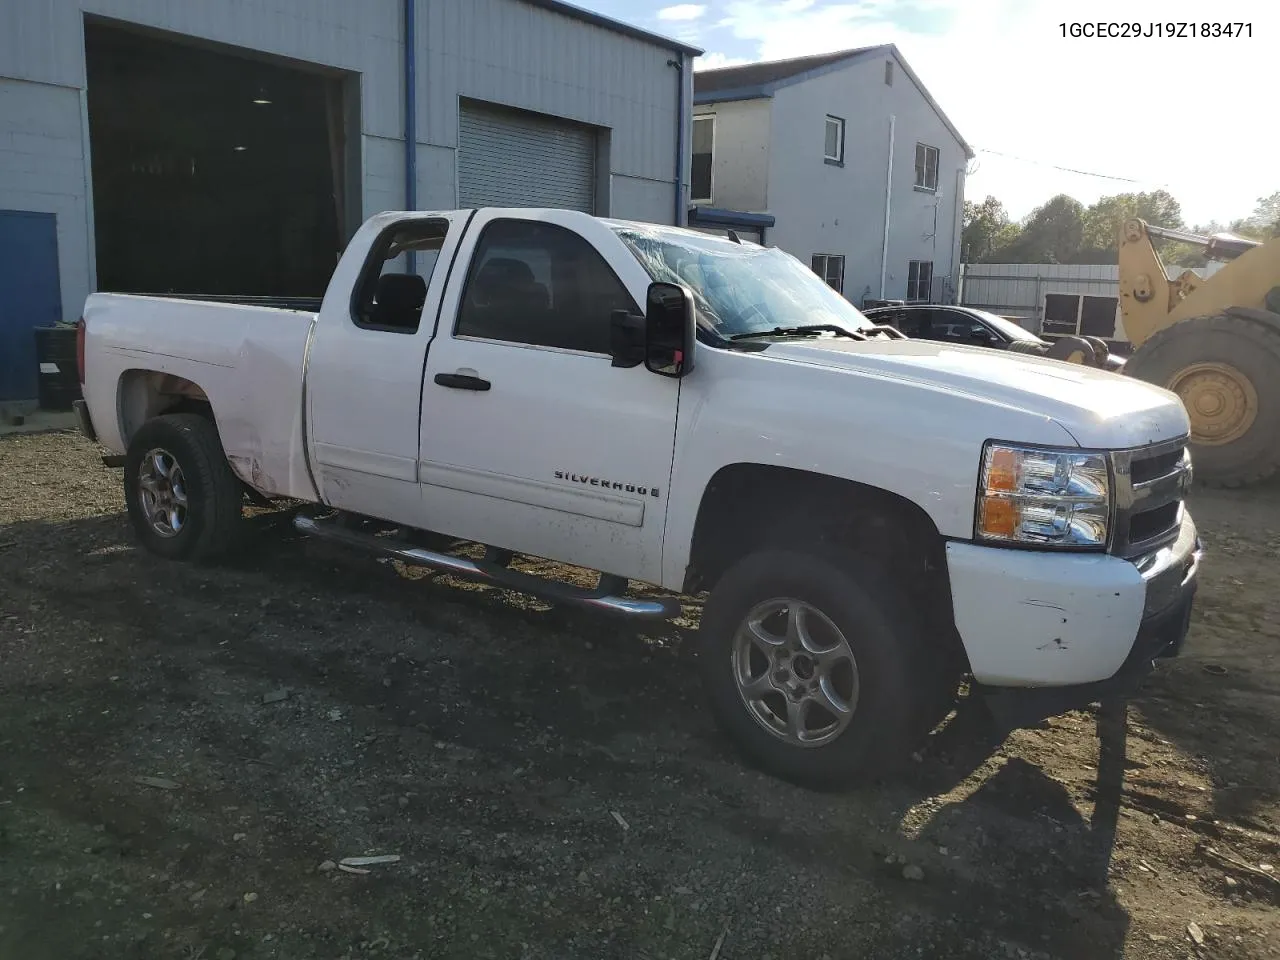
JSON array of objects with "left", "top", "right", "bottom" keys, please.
[{"left": 81, "top": 292, "right": 318, "bottom": 500}]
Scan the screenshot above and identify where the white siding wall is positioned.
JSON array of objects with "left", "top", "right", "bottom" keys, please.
[
  {"left": 0, "top": 0, "right": 687, "bottom": 324},
  {"left": 692, "top": 98, "right": 771, "bottom": 213},
  {"left": 762, "top": 52, "right": 967, "bottom": 305}
]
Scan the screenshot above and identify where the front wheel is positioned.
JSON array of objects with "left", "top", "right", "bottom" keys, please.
[
  {"left": 698, "top": 549, "right": 934, "bottom": 788},
  {"left": 124, "top": 413, "right": 246, "bottom": 562}
]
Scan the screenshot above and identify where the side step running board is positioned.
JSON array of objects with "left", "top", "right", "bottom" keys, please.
[{"left": 293, "top": 513, "right": 680, "bottom": 620}]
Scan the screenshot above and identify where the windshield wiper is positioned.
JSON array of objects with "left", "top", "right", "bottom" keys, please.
[{"left": 729, "top": 324, "right": 868, "bottom": 342}]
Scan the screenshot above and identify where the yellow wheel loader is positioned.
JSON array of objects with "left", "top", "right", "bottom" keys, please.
[{"left": 1119, "top": 219, "right": 1280, "bottom": 487}]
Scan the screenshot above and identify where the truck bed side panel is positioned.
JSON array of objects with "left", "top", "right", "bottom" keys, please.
[{"left": 82, "top": 293, "right": 317, "bottom": 501}]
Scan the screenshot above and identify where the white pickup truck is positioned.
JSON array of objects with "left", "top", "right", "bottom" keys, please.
[{"left": 74, "top": 207, "right": 1201, "bottom": 787}]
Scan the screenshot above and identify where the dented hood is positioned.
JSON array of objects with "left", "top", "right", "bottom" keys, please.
[{"left": 764, "top": 337, "right": 1189, "bottom": 450}]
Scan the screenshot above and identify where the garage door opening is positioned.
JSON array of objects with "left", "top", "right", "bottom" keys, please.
[{"left": 85, "top": 20, "right": 355, "bottom": 299}]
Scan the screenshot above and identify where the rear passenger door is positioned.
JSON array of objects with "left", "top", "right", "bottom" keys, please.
[
  {"left": 418, "top": 211, "right": 680, "bottom": 585},
  {"left": 307, "top": 213, "right": 471, "bottom": 522}
]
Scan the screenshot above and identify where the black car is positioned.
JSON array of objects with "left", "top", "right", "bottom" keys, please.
[{"left": 861, "top": 304, "right": 1124, "bottom": 371}]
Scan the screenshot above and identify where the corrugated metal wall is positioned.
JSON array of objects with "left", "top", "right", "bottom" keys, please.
[
  {"left": 458, "top": 102, "right": 596, "bottom": 212},
  {"left": 0, "top": 0, "right": 689, "bottom": 362},
  {"left": 959, "top": 261, "right": 1219, "bottom": 341}
]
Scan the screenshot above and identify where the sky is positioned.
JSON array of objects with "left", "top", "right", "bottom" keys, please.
[{"left": 577, "top": 0, "right": 1276, "bottom": 227}]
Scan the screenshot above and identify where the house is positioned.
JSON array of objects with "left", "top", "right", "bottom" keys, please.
[{"left": 692, "top": 45, "right": 974, "bottom": 307}]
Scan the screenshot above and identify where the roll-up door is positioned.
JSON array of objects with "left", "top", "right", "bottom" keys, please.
[{"left": 458, "top": 102, "right": 596, "bottom": 213}]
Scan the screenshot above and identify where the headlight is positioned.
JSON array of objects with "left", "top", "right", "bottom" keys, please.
[{"left": 976, "top": 442, "right": 1111, "bottom": 548}]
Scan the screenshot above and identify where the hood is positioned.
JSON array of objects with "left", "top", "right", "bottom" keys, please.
[{"left": 763, "top": 338, "right": 1188, "bottom": 449}]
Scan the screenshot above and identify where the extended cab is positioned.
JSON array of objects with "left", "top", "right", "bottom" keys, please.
[{"left": 75, "top": 208, "right": 1201, "bottom": 787}]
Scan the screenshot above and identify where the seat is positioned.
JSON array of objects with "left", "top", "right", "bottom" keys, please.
[
  {"left": 371, "top": 273, "right": 428, "bottom": 330},
  {"left": 463, "top": 257, "right": 552, "bottom": 341}
]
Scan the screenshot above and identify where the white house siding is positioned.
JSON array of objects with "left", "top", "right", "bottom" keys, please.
[
  {"left": 765, "top": 52, "right": 967, "bottom": 306},
  {"left": 691, "top": 98, "right": 771, "bottom": 213}
]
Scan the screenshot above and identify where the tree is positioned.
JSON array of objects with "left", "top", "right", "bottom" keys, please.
[
  {"left": 1077, "top": 190, "right": 1184, "bottom": 263},
  {"left": 1242, "top": 191, "right": 1280, "bottom": 238},
  {"left": 961, "top": 196, "right": 1020, "bottom": 263},
  {"left": 1003, "top": 194, "right": 1085, "bottom": 264}
]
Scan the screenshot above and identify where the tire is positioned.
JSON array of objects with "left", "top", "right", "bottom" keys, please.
[
  {"left": 697, "top": 549, "right": 932, "bottom": 789},
  {"left": 123, "top": 413, "right": 246, "bottom": 562},
  {"left": 1124, "top": 314, "right": 1280, "bottom": 487},
  {"left": 1083, "top": 336, "right": 1112, "bottom": 368},
  {"left": 1044, "top": 335, "right": 1096, "bottom": 366}
]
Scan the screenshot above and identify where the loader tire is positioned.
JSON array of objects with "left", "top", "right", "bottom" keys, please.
[
  {"left": 1044, "top": 335, "right": 1096, "bottom": 366},
  {"left": 124, "top": 414, "right": 246, "bottom": 562},
  {"left": 1125, "top": 314, "right": 1280, "bottom": 488},
  {"left": 1083, "top": 336, "right": 1112, "bottom": 368}
]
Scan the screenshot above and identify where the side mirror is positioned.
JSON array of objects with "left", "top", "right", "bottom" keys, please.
[
  {"left": 609, "top": 309, "right": 645, "bottom": 368},
  {"left": 644, "top": 281, "right": 695, "bottom": 378},
  {"left": 969, "top": 327, "right": 995, "bottom": 345}
]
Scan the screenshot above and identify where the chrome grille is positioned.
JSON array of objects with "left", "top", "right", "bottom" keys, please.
[{"left": 1111, "top": 438, "right": 1191, "bottom": 559}]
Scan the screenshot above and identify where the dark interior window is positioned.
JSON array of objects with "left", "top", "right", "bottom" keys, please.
[
  {"left": 1080, "top": 296, "right": 1118, "bottom": 338},
  {"left": 456, "top": 220, "right": 637, "bottom": 354},
  {"left": 1043, "top": 293, "right": 1080, "bottom": 335},
  {"left": 351, "top": 221, "right": 448, "bottom": 333}
]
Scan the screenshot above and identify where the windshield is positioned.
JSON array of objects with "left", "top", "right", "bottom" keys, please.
[
  {"left": 969, "top": 309, "right": 1041, "bottom": 343},
  {"left": 612, "top": 225, "right": 875, "bottom": 340}
]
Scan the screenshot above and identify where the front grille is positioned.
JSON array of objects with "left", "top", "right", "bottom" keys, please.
[{"left": 1111, "top": 438, "right": 1190, "bottom": 559}]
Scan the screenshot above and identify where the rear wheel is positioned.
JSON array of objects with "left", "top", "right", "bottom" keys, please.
[
  {"left": 1125, "top": 314, "right": 1280, "bottom": 487},
  {"left": 124, "top": 414, "right": 246, "bottom": 562},
  {"left": 698, "top": 549, "right": 935, "bottom": 788}
]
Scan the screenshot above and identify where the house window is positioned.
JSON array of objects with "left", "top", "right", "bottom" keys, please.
[
  {"left": 907, "top": 260, "right": 933, "bottom": 301},
  {"left": 811, "top": 254, "right": 845, "bottom": 293},
  {"left": 914, "top": 143, "right": 939, "bottom": 191},
  {"left": 884, "top": 60, "right": 894, "bottom": 86},
  {"left": 692, "top": 115, "right": 714, "bottom": 202},
  {"left": 824, "top": 115, "right": 845, "bottom": 165}
]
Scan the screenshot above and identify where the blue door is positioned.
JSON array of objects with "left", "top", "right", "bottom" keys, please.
[{"left": 0, "top": 210, "right": 62, "bottom": 402}]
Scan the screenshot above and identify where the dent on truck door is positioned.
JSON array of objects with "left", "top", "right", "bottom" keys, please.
[
  {"left": 418, "top": 213, "right": 680, "bottom": 584},
  {"left": 306, "top": 213, "right": 470, "bottom": 523}
]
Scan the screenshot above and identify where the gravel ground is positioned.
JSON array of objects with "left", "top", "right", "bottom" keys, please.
[{"left": 1, "top": 430, "right": 1277, "bottom": 960}]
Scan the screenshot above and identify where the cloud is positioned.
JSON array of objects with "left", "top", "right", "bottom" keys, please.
[
  {"left": 657, "top": 4, "right": 708, "bottom": 20},
  {"left": 704, "top": 0, "right": 1280, "bottom": 225},
  {"left": 695, "top": 51, "right": 752, "bottom": 70}
]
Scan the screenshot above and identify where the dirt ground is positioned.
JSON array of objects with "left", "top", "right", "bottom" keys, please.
[{"left": 1, "top": 430, "right": 1277, "bottom": 960}]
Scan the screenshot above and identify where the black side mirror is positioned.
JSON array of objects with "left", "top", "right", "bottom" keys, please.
[
  {"left": 644, "top": 281, "right": 695, "bottom": 378},
  {"left": 609, "top": 309, "right": 645, "bottom": 368}
]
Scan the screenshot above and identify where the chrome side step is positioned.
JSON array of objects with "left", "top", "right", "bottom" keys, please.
[{"left": 293, "top": 513, "right": 680, "bottom": 620}]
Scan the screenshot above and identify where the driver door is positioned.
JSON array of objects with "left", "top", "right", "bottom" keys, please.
[{"left": 417, "top": 211, "right": 680, "bottom": 584}]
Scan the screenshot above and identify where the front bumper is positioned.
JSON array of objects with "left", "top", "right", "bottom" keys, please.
[{"left": 946, "top": 513, "right": 1200, "bottom": 727}]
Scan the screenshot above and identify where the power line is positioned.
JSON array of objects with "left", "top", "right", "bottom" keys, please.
[{"left": 973, "top": 147, "right": 1156, "bottom": 185}]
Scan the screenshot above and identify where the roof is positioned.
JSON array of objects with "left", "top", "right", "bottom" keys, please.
[
  {"left": 694, "top": 44, "right": 973, "bottom": 159},
  {"left": 693, "top": 46, "right": 883, "bottom": 96},
  {"left": 523, "top": 0, "right": 703, "bottom": 56}
]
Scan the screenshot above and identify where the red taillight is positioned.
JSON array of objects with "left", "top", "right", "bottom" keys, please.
[{"left": 76, "top": 317, "right": 86, "bottom": 385}]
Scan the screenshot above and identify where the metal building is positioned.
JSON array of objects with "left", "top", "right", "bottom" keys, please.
[
  {"left": 958, "top": 261, "right": 1224, "bottom": 351},
  {"left": 0, "top": 0, "right": 698, "bottom": 407}
]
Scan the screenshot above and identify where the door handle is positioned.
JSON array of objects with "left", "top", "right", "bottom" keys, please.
[{"left": 434, "top": 372, "right": 491, "bottom": 391}]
